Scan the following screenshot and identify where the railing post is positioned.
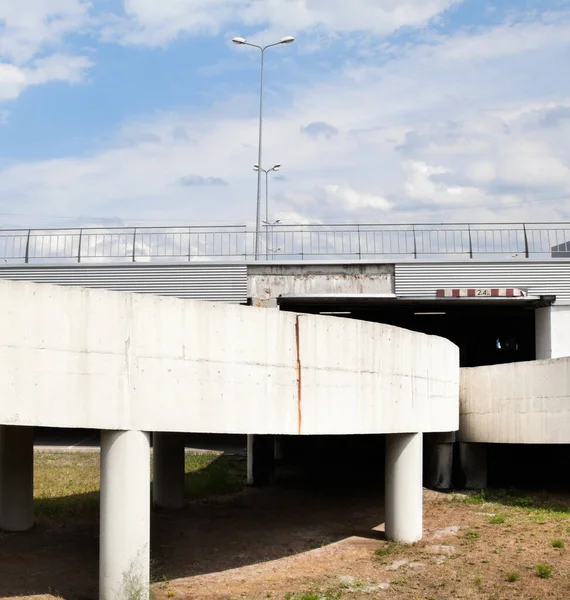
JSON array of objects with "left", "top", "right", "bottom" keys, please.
[
  {"left": 468, "top": 225, "right": 473, "bottom": 259},
  {"left": 412, "top": 225, "right": 417, "bottom": 259},
  {"left": 357, "top": 225, "right": 362, "bottom": 259},
  {"left": 77, "top": 229, "right": 83, "bottom": 263},
  {"left": 132, "top": 228, "right": 137, "bottom": 262},
  {"left": 187, "top": 227, "right": 192, "bottom": 262},
  {"left": 24, "top": 229, "right": 31, "bottom": 264},
  {"left": 522, "top": 223, "right": 529, "bottom": 258}
]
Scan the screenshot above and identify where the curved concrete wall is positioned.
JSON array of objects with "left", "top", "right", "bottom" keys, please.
[
  {"left": 0, "top": 280, "right": 459, "bottom": 435},
  {"left": 460, "top": 357, "right": 570, "bottom": 443}
]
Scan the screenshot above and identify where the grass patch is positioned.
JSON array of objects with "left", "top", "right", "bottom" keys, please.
[
  {"left": 536, "top": 563, "right": 553, "bottom": 579},
  {"left": 182, "top": 453, "right": 246, "bottom": 500},
  {"left": 34, "top": 452, "right": 101, "bottom": 518},
  {"left": 284, "top": 591, "right": 341, "bottom": 600},
  {"left": 464, "top": 489, "right": 570, "bottom": 517},
  {"left": 375, "top": 542, "right": 405, "bottom": 560},
  {"left": 465, "top": 490, "right": 486, "bottom": 504},
  {"left": 506, "top": 572, "right": 520, "bottom": 582},
  {"left": 464, "top": 531, "right": 481, "bottom": 541},
  {"left": 489, "top": 514, "right": 505, "bottom": 524},
  {"left": 338, "top": 578, "right": 365, "bottom": 590},
  {"left": 33, "top": 450, "right": 247, "bottom": 520},
  {"left": 551, "top": 539, "right": 565, "bottom": 549}
]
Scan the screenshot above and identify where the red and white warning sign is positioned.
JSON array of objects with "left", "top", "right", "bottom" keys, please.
[{"left": 436, "top": 288, "right": 527, "bottom": 298}]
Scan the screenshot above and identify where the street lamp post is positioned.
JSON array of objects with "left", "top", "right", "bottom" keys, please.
[
  {"left": 254, "top": 164, "right": 281, "bottom": 259},
  {"left": 232, "top": 35, "right": 294, "bottom": 260},
  {"left": 262, "top": 218, "right": 281, "bottom": 260}
]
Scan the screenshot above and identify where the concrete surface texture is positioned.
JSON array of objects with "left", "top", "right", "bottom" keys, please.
[
  {"left": 535, "top": 305, "right": 570, "bottom": 359},
  {"left": 459, "top": 357, "right": 570, "bottom": 443},
  {"left": 0, "top": 279, "right": 459, "bottom": 436},
  {"left": 247, "top": 263, "right": 394, "bottom": 301}
]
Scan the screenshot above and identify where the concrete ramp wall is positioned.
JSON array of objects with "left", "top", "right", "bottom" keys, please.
[
  {"left": 460, "top": 357, "right": 570, "bottom": 443},
  {"left": 0, "top": 280, "right": 459, "bottom": 435}
]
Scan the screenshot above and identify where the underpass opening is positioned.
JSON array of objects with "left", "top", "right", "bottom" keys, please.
[{"left": 278, "top": 296, "right": 538, "bottom": 368}]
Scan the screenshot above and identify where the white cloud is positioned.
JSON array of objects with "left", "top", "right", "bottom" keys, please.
[
  {"left": 108, "top": 0, "right": 460, "bottom": 46},
  {"left": 1, "top": 7, "right": 570, "bottom": 227},
  {"left": 0, "top": 0, "right": 93, "bottom": 100},
  {"left": 323, "top": 184, "right": 392, "bottom": 211},
  {"left": 0, "top": 54, "right": 93, "bottom": 100},
  {"left": 0, "top": 0, "right": 91, "bottom": 63}
]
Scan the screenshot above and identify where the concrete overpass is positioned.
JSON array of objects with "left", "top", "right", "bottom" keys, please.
[
  {"left": 0, "top": 279, "right": 459, "bottom": 600},
  {"left": 1, "top": 223, "right": 570, "bottom": 491}
]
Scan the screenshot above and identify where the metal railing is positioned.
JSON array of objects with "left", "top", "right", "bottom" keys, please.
[{"left": 1, "top": 223, "right": 570, "bottom": 263}]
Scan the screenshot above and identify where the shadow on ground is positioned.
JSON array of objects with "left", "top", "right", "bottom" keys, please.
[{"left": 0, "top": 455, "right": 386, "bottom": 600}]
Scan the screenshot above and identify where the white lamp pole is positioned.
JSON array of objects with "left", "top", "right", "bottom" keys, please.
[
  {"left": 232, "top": 35, "right": 294, "bottom": 259},
  {"left": 254, "top": 164, "right": 281, "bottom": 259},
  {"left": 262, "top": 218, "right": 282, "bottom": 261}
]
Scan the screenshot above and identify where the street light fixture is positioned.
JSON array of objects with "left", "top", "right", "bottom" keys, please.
[
  {"left": 232, "top": 35, "right": 295, "bottom": 259},
  {"left": 254, "top": 164, "right": 281, "bottom": 259}
]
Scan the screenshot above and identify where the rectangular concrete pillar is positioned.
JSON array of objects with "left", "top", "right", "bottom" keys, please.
[
  {"left": 100, "top": 430, "right": 150, "bottom": 600},
  {"left": 535, "top": 306, "right": 570, "bottom": 359},
  {"left": 247, "top": 434, "right": 275, "bottom": 486},
  {"left": 385, "top": 432, "right": 423, "bottom": 543},
  {"left": 246, "top": 298, "right": 279, "bottom": 486},
  {"left": 459, "top": 442, "right": 487, "bottom": 489},
  {"left": 0, "top": 425, "right": 34, "bottom": 532},
  {"left": 424, "top": 432, "right": 455, "bottom": 490},
  {"left": 153, "top": 432, "right": 185, "bottom": 510}
]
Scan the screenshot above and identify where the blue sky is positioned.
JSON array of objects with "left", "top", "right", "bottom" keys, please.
[{"left": 0, "top": 0, "right": 569, "bottom": 228}]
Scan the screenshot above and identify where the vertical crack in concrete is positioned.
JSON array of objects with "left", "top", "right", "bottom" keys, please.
[{"left": 295, "top": 315, "right": 302, "bottom": 434}]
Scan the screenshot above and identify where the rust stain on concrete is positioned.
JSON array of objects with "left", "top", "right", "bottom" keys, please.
[{"left": 295, "top": 315, "right": 302, "bottom": 434}]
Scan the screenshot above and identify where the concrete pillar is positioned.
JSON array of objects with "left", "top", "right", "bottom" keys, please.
[
  {"left": 535, "top": 305, "right": 570, "bottom": 359},
  {"left": 424, "top": 432, "right": 455, "bottom": 490},
  {"left": 247, "top": 434, "right": 254, "bottom": 485},
  {"left": 459, "top": 442, "right": 487, "bottom": 489},
  {"left": 274, "top": 436, "right": 284, "bottom": 461},
  {"left": 247, "top": 297, "right": 279, "bottom": 486},
  {"left": 385, "top": 432, "right": 423, "bottom": 543},
  {"left": 247, "top": 434, "right": 275, "bottom": 486},
  {"left": 153, "top": 432, "right": 185, "bottom": 509},
  {"left": 0, "top": 425, "right": 34, "bottom": 532},
  {"left": 100, "top": 430, "right": 150, "bottom": 600}
]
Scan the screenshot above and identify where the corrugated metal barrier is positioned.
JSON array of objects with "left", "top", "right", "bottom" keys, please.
[
  {"left": 395, "top": 262, "right": 570, "bottom": 304},
  {"left": 0, "top": 263, "right": 248, "bottom": 304}
]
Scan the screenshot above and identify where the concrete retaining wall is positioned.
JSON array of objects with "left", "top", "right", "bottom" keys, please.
[
  {"left": 0, "top": 280, "right": 458, "bottom": 435},
  {"left": 460, "top": 357, "right": 570, "bottom": 443}
]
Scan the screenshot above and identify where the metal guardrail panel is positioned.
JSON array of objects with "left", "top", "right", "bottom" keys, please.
[
  {"left": 0, "top": 263, "right": 248, "bottom": 303},
  {"left": 1, "top": 223, "right": 570, "bottom": 262},
  {"left": 395, "top": 262, "right": 570, "bottom": 304}
]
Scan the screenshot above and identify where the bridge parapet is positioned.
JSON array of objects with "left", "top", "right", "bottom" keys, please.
[{"left": 1, "top": 222, "right": 570, "bottom": 263}]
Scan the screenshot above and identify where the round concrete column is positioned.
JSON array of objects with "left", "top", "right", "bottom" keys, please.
[
  {"left": 247, "top": 434, "right": 275, "bottom": 486},
  {"left": 0, "top": 425, "right": 34, "bottom": 532},
  {"left": 100, "top": 430, "right": 150, "bottom": 600},
  {"left": 247, "top": 434, "right": 254, "bottom": 485},
  {"left": 153, "top": 432, "right": 185, "bottom": 509},
  {"left": 385, "top": 432, "right": 423, "bottom": 543}
]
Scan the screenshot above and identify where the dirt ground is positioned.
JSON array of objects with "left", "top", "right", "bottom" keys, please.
[{"left": 1, "top": 459, "right": 570, "bottom": 600}]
